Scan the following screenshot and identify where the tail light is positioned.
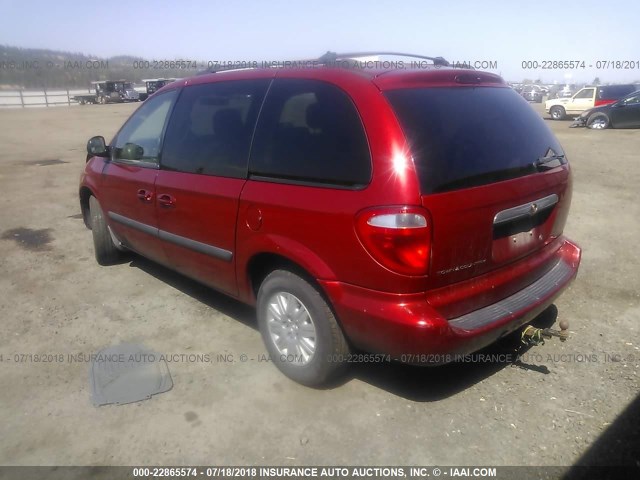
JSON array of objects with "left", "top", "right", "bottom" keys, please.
[{"left": 355, "top": 206, "right": 431, "bottom": 276}]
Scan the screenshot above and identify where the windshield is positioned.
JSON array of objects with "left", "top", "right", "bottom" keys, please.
[{"left": 385, "top": 86, "right": 565, "bottom": 193}]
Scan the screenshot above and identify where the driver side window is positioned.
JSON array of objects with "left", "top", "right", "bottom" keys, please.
[
  {"left": 113, "top": 90, "right": 178, "bottom": 166},
  {"left": 574, "top": 89, "right": 594, "bottom": 100}
]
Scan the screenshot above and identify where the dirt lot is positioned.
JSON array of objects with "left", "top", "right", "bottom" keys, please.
[{"left": 0, "top": 101, "right": 638, "bottom": 470}]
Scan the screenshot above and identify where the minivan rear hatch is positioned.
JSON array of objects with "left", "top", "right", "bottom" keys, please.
[{"left": 384, "top": 85, "right": 572, "bottom": 291}]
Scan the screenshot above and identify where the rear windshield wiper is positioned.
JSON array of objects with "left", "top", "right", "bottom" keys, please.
[{"left": 534, "top": 153, "right": 566, "bottom": 171}]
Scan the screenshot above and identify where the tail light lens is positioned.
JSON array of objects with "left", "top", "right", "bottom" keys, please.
[{"left": 355, "top": 206, "right": 431, "bottom": 276}]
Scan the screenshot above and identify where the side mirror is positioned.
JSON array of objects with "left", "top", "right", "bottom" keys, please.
[
  {"left": 87, "top": 136, "right": 108, "bottom": 157},
  {"left": 120, "top": 142, "right": 144, "bottom": 161}
]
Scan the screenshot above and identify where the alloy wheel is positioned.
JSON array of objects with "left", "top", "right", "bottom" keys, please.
[{"left": 265, "top": 292, "right": 317, "bottom": 365}]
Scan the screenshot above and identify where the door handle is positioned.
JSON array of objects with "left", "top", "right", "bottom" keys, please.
[
  {"left": 137, "top": 189, "right": 153, "bottom": 202},
  {"left": 157, "top": 193, "right": 176, "bottom": 207}
]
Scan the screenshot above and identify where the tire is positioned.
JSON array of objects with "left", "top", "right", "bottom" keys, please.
[
  {"left": 99, "top": 96, "right": 106, "bottom": 104},
  {"left": 89, "top": 196, "right": 121, "bottom": 265},
  {"left": 257, "top": 270, "right": 350, "bottom": 386},
  {"left": 550, "top": 106, "right": 565, "bottom": 120},
  {"left": 587, "top": 113, "right": 610, "bottom": 130}
]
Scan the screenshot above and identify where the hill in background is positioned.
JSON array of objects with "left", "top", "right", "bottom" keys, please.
[{"left": 0, "top": 45, "right": 195, "bottom": 89}]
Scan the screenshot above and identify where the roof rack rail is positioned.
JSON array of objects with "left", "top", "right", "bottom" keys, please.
[
  {"left": 197, "top": 65, "right": 259, "bottom": 76},
  {"left": 196, "top": 51, "right": 451, "bottom": 75},
  {"left": 317, "top": 51, "right": 450, "bottom": 67}
]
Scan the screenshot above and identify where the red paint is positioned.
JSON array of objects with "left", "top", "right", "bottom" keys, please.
[
  {"left": 594, "top": 99, "right": 616, "bottom": 107},
  {"left": 80, "top": 65, "right": 581, "bottom": 361}
]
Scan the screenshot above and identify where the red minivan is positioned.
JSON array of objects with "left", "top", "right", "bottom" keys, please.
[{"left": 79, "top": 53, "right": 581, "bottom": 386}]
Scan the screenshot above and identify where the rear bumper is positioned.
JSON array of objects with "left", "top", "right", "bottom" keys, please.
[{"left": 321, "top": 238, "right": 581, "bottom": 363}]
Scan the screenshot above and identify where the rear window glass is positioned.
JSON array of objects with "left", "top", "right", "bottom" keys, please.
[{"left": 385, "top": 87, "right": 564, "bottom": 193}]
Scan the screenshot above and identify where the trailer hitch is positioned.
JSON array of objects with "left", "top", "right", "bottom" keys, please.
[{"left": 521, "top": 320, "right": 570, "bottom": 346}]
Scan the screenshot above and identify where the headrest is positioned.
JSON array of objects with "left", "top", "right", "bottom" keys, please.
[{"left": 306, "top": 102, "right": 329, "bottom": 130}]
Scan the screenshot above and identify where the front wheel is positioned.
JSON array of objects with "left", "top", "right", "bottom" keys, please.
[
  {"left": 257, "top": 270, "right": 350, "bottom": 386},
  {"left": 587, "top": 113, "right": 610, "bottom": 130},
  {"left": 89, "top": 196, "right": 121, "bottom": 265},
  {"left": 550, "top": 106, "right": 566, "bottom": 120}
]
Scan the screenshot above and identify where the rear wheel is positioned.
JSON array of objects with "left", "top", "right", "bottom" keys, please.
[
  {"left": 89, "top": 196, "right": 121, "bottom": 265},
  {"left": 550, "top": 106, "right": 565, "bottom": 120},
  {"left": 257, "top": 270, "right": 350, "bottom": 386},
  {"left": 587, "top": 113, "right": 610, "bottom": 130}
]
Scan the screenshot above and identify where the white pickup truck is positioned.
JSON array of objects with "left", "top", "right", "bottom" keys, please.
[{"left": 545, "top": 84, "right": 638, "bottom": 120}]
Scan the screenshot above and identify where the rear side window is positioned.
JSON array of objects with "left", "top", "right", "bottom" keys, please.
[
  {"left": 161, "top": 80, "right": 270, "bottom": 178},
  {"left": 598, "top": 85, "right": 635, "bottom": 100},
  {"left": 249, "top": 79, "right": 371, "bottom": 187},
  {"left": 385, "top": 87, "right": 564, "bottom": 193}
]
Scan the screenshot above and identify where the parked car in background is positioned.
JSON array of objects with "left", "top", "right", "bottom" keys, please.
[
  {"left": 79, "top": 52, "right": 581, "bottom": 386},
  {"left": 139, "top": 78, "right": 178, "bottom": 101},
  {"left": 146, "top": 78, "right": 177, "bottom": 95},
  {"left": 121, "top": 82, "right": 140, "bottom": 102},
  {"left": 547, "top": 85, "right": 561, "bottom": 100},
  {"left": 571, "top": 90, "right": 640, "bottom": 129},
  {"left": 71, "top": 80, "right": 140, "bottom": 105},
  {"left": 558, "top": 86, "right": 574, "bottom": 98},
  {"left": 546, "top": 84, "right": 638, "bottom": 119},
  {"left": 521, "top": 85, "right": 544, "bottom": 102},
  {"left": 546, "top": 84, "right": 574, "bottom": 100}
]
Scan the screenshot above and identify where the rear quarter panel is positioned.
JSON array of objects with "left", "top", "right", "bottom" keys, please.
[{"left": 235, "top": 70, "right": 428, "bottom": 303}]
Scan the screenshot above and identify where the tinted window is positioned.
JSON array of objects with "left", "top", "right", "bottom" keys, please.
[
  {"left": 249, "top": 79, "right": 371, "bottom": 186},
  {"left": 598, "top": 85, "right": 635, "bottom": 100},
  {"left": 113, "top": 90, "right": 177, "bottom": 165},
  {"left": 385, "top": 87, "right": 564, "bottom": 193},
  {"left": 161, "top": 80, "right": 270, "bottom": 177}
]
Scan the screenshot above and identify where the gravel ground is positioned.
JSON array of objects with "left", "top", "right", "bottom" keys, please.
[{"left": 0, "top": 101, "right": 637, "bottom": 470}]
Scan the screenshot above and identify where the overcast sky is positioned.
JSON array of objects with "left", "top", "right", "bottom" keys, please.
[{"left": 1, "top": 0, "right": 639, "bottom": 83}]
